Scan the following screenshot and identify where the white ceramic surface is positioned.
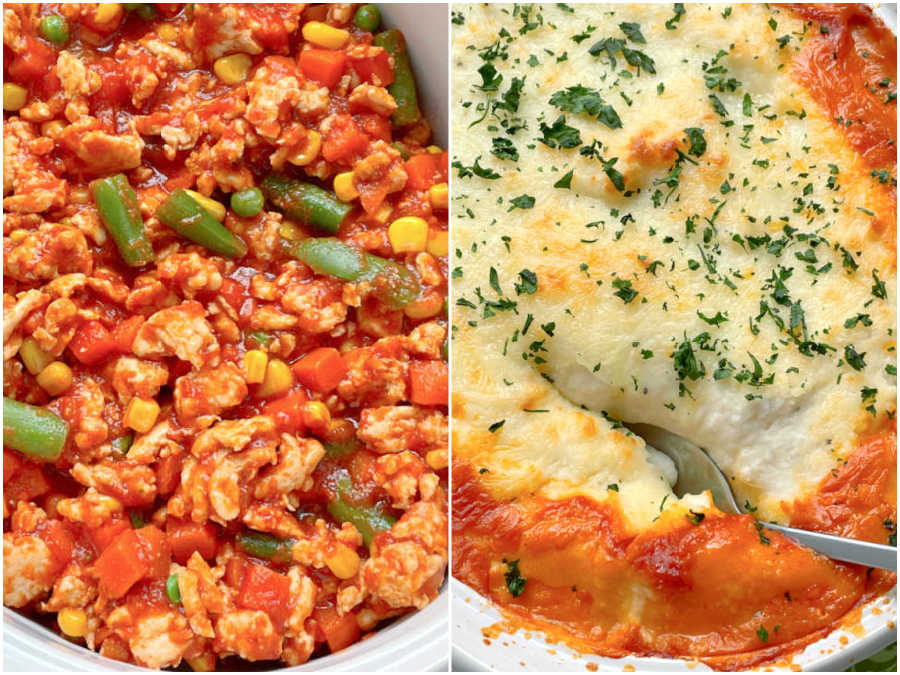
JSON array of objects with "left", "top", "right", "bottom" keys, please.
[
  {"left": 451, "top": 2, "right": 898, "bottom": 672},
  {"left": 3, "top": 3, "right": 449, "bottom": 672}
]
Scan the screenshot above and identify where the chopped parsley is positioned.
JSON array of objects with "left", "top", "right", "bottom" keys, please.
[{"left": 503, "top": 558, "right": 527, "bottom": 597}]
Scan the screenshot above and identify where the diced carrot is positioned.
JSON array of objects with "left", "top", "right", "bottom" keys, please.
[
  {"left": 352, "top": 49, "right": 394, "bottom": 86},
  {"left": 292, "top": 348, "right": 348, "bottom": 394},
  {"left": 155, "top": 453, "right": 183, "bottom": 496},
  {"left": 94, "top": 529, "right": 146, "bottom": 598},
  {"left": 3, "top": 449, "right": 24, "bottom": 484},
  {"left": 300, "top": 48, "right": 347, "bottom": 89},
  {"left": 437, "top": 151, "right": 449, "bottom": 181},
  {"left": 69, "top": 320, "right": 116, "bottom": 365},
  {"left": 405, "top": 154, "right": 439, "bottom": 191},
  {"left": 167, "top": 520, "right": 218, "bottom": 564},
  {"left": 4, "top": 464, "right": 51, "bottom": 502},
  {"left": 87, "top": 518, "right": 131, "bottom": 554},
  {"left": 237, "top": 562, "right": 292, "bottom": 629},
  {"left": 408, "top": 360, "right": 448, "bottom": 406},
  {"left": 322, "top": 114, "right": 370, "bottom": 164},
  {"left": 263, "top": 389, "right": 308, "bottom": 433},
  {"left": 313, "top": 605, "right": 361, "bottom": 653},
  {"left": 111, "top": 316, "right": 145, "bottom": 353}
]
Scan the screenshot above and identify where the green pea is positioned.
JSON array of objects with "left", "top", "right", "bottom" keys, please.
[
  {"left": 166, "top": 573, "right": 181, "bottom": 604},
  {"left": 40, "top": 15, "right": 69, "bottom": 45},
  {"left": 111, "top": 433, "right": 133, "bottom": 454},
  {"left": 126, "top": 3, "right": 156, "bottom": 20},
  {"left": 230, "top": 188, "right": 264, "bottom": 218},
  {"left": 354, "top": 4, "right": 381, "bottom": 32}
]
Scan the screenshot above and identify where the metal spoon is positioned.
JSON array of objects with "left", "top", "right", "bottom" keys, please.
[{"left": 627, "top": 422, "right": 897, "bottom": 571}]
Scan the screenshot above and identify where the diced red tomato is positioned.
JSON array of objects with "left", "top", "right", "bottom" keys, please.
[
  {"left": 94, "top": 529, "right": 146, "bottom": 598},
  {"left": 408, "top": 360, "right": 448, "bottom": 406},
  {"left": 69, "top": 320, "right": 116, "bottom": 366},
  {"left": 35, "top": 519, "right": 75, "bottom": 573},
  {"left": 437, "top": 151, "right": 449, "bottom": 181},
  {"left": 89, "top": 57, "right": 131, "bottom": 108},
  {"left": 313, "top": 605, "right": 361, "bottom": 653},
  {"left": 155, "top": 453, "right": 183, "bottom": 496},
  {"left": 322, "top": 114, "right": 370, "bottom": 164},
  {"left": 356, "top": 113, "right": 392, "bottom": 142},
  {"left": 352, "top": 48, "right": 394, "bottom": 86},
  {"left": 237, "top": 562, "right": 292, "bottom": 629},
  {"left": 292, "top": 348, "right": 348, "bottom": 394},
  {"left": 263, "top": 389, "right": 308, "bottom": 433},
  {"left": 3, "top": 449, "right": 24, "bottom": 484},
  {"left": 167, "top": 520, "right": 218, "bottom": 564},
  {"left": 4, "top": 464, "right": 51, "bottom": 502},
  {"left": 300, "top": 48, "right": 347, "bottom": 89},
  {"left": 220, "top": 278, "right": 247, "bottom": 312},
  {"left": 8, "top": 36, "right": 56, "bottom": 82},
  {"left": 94, "top": 525, "right": 169, "bottom": 599},
  {"left": 225, "top": 556, "right": 247, "bottom": 587},
  {"left": 405, "top": 154, "right": 440, "bottom": 191},
  {"left": 87, "top": 518, "right": 131, "bottom": 555},
  {"left": 112, "top": 316, "right": 145, "bottom": 353}
]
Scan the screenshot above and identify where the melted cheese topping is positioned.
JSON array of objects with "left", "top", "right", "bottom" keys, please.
[{"left": 452, "top": 3, "right": 896, "bottom": 532}]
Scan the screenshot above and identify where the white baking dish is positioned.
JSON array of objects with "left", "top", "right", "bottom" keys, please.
[
  {"left": 3, "top": 3, "right": 449, "bottom": 671},
  {"left": 451, "top": 2, "right": 897, "bottom": 671}
]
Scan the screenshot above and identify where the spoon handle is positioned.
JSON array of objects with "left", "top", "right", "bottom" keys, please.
[{"left": 763, "top": 523, "right": 897, "bottom": 571}]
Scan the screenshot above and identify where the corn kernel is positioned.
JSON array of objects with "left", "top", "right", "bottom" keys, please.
[
  {"left": 428, "top": 182, "right": 448, "bottom": 210},
  {"left": 303, "top": 400, "right": 331, "bottom": 435},
  {"left": 40, "top": 120, "right": 65, "bottom": 137},
  {"left": 124, "top": 397, "right": 160, "bottom": 434},
  {"left": 426, "top": 228, "right": 449, "bottom": 257},
  {"left": 278, "top": 222, "right": 304, "bottom": 241},
  {"left": 243, "top": 349, "right": 268, "bottom": 384},
  {"left": 8, "top": 229, "right": 28, "bottom": 243},
  {"left": 425, "top": 448, "right": 448, "bottom": 471},
  {"left": 213, "top": 53, "right": 252, "bottom": 85},
  {"left": 256, "top": 359, "right": 293, "bottom": 398},
  {"left": 302, "top": 21, "right": 349, "bottom": 49},
  {"left": 325, "top": 544, "right": 360, "bottom": 579},
  {"left": 94, "top": 3, "right": 123, "bottom": 24},
  {"left": 426, "top": 145, "right": 442, "bottom": 155},
  {"left": 185, "top": 189, "right": 225, "bottom": 221},
  {"left": 157, "top": 22, "right": 177, "bottom": 42},
  {"left": 3, "top": 83, "right": 28, "bottom": 112},
  {"left": 37, "top": 362, "right": 73, "bottom": 396},
  {"left": 20, "top": 337, "right": 53, "bottom": 375},
  {"left": 388, "top": 216, "right": 428, "bottom": 253},
  {"left": 58, "top": 607, "right": 88, "bottom": 637},
  {"left": 289, "top": 130, "right": 321, "bottom": 167},
  {"left": 333, "top": 172, "right": 358, "bottom": 202}
]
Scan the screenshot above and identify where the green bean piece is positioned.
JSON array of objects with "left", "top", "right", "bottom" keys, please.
[
  {"left": 2, "top": 397, "right": 68, "bottom": 462},
  {"left": 291, "top": 237, "right": 420, "bottom": 309},
  {"left": 327, "top": 498, "right": 396, "bottom": 548},
  {"left": 40, "top": 15, "right": 69, "bottom": 45},
  {"left": 157, "top": 189, "right": 248, "bottom": 258},
  {"left": 260, "top": 175, "right": 351, "bottom": 234},
  {"left": 90, "top": 174, "right": 154, "bottom": 267},
  {"left": 111, "top": 433, "right": 133, "bottom": 454},
  {"left": 236, "top": 531, "right": 294, "bottom": 564},
  {"left": 354, "top": 4, "right": 381, "bottom": 31},
  {"left": 230, "top": 187, "right": 264, "bottom": 218},
  {"left": 373, "top": 29, "right": 421, "bottom": 127},
  {"left": 166, "top": 573, "right": 181, "bottom": 604}
]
